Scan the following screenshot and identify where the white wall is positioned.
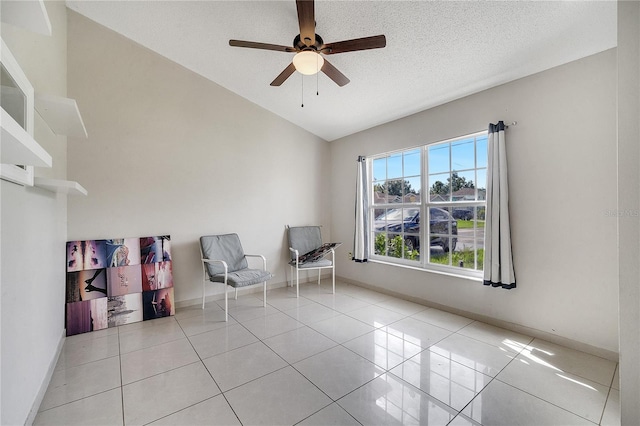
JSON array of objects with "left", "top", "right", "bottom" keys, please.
[
  {"left": 66, "top": 11, "right": 332, "bottom": 306},
  {"left": 330, "top": 49, "right": 619, "bottom": 355},
  {"left": 617, "top": 0, "right": 640, "bottom": 422},
  {"left": 1, "top": 2, "right": 69, "bottom": 424}
]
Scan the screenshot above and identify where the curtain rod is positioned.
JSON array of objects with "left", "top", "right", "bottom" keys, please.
[{"left": 504, "top": 121, "right": 517, "bottom": 128}]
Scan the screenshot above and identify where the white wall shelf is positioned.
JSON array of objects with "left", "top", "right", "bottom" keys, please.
[
  {"left": 34, "top": 177, "right": 88, "bottom": 196},
  {"left": 1, "top": 0, "right": 52, "bottom": 36},
  {"left": 1, "top": 108, "right": 52, "bottom": 167},
  {"left": 35, "top": 94, "right": 88, "bottom": 138}
]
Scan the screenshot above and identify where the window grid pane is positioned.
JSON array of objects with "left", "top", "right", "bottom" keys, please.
[{"left": 369, "top": 131, "right": 487, "bottom": 275}]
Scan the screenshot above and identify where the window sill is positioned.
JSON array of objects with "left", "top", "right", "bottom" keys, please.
[{"left": 367, "top": 257, "right": 483, "bottom": 282}]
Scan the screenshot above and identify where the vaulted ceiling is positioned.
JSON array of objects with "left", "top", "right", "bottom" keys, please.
[{"left": 66, "top": 1, "right": 617, "bottom": 141}]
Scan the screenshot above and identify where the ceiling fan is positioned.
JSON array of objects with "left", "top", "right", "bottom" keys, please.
[{"left": 229, "top": 0, "right": 386, "bottom": 87}]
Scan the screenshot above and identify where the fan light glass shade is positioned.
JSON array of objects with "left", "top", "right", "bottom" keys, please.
[{"left": 293, "top": 51, "right": 324, "bottom": 75}]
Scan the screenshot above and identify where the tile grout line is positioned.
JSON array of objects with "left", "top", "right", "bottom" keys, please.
[
  {"left": 270, "top": 287, "right": 615, "bottom": 425},
  {"left": 488, "top": 334, "right": 615, "bottom": 423},
  {"left": 484, "top": 333, "right": 604, "bottom": 425},
  {"left": 226, "top": 283, "right": 609, "bottom": 425},
  {"left": 451, "top": 328, "right": 536, "bottom": 421},
  {"left": 49, "top": 281, "right": 612, "bottom": 426},
  {"left": 450, "top": 331, "right": 527, "bottom": 423},
  {"left": 293, "top": 399, "right": 363, "bottom": 426},
  {"left": 117, "top": 324, "right": 125, "bottom": 426},
  {"left": 598, "top": 385, "right": 613, "bottom": 426},
  {"left": 490, "top": 377, "right": 601, "bottom": 425},
  {"left": 162, "top": 317, "right": 245, "bottom": 426},
  {"left": 34, "top": 388, "right": 123, "bottom": 417},
  {"left": 213, "top": 282, "right": 441, "bottom": 424},
  {"left": 192, "top": 298, "right": 337, "bottom": 425},
  {"left": 598, "top": 362, "right": 620, "bottom": 425},
  {"left": 139, "top": 395, "right": 221, "bottom": 426},
  {"left": 226, "top": 287, "right": 376, "bottom": 422}
]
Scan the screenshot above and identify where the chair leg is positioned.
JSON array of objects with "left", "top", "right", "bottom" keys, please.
[
  {"left": 332, "top": 249, "right": 336, "bottom": 294},
  {"left": 225, "top": 285, "right": 229, "bottom": 322},
  {"left": 296, "top": 267, "right": 299, "bottom": 298},
  {"left": 332, "top": 265, "right": 335, "bottom": 294},
  {"left": 235, "top": 287, "right": 238, "bottom": 300},
  {"left": 202, "top": 280, "right": 206, "bottom": 309},
  {"left": 263, "top": 281, "right": 266, "bottom": 307}
]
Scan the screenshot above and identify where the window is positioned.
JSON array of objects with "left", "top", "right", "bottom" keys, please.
[{"left": 369, "top": 132, "right": 488, "bottom": 277}]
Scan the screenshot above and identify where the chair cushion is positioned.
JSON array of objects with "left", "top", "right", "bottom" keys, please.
[
  {"left": 209, "top": 268, "right": 273, "bottom": 287},
  {"left": 298, "top": 259, "right": 332, "bottom": 269},
  {"left": 288, "top": 226, "right": 322, "bottom": 260},
  {"left": 200, "top": 234, "right": 248, "bottom": 276}
]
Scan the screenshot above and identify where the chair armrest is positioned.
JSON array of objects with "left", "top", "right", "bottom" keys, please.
[
  {"left": 289, "top": 248, "right": 299, "bottom": 265},
  {"left": 202, "top": 258, "right": 228, "bottom": 277},
  {"left": 244, "top": 254, "right": 267, "bottom": 270}
]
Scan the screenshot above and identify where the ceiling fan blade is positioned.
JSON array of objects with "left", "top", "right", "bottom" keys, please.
[
  {"left": 321, "top": 59, "right": 350, "bottom": 87},
  {"left": 270, "top": 62, "right": 297, "bottom": 86},
  {"left": 229, "top": 39, "right": 297, "bottom": 53},
  {"left": 320, "top": 35, "right": 386, "bottom": 55},
  {"left": 296, "top": 0, "right": 315, "bottom": 47}
]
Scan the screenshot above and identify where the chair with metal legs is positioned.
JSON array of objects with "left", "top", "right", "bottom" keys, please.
[
  {"left": 287, "top": 225, "right": 336, "bottom": 297},
  {"left": 200, "top": 233, "right": 273, "bottom": 321}
]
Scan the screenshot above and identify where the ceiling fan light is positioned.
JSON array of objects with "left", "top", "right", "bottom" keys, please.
[{"left": 293, "top": 51, "right": 324, "bottom": 75}]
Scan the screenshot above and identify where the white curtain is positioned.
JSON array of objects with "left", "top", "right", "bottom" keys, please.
[
  {"left": 483, "top": 122, "right": 516, "bottom": 288},
  {"left": 353, "top": 156, "right": 369, "bottom": 262}
]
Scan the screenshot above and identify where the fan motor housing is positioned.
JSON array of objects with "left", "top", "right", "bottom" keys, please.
[{"left": 294, "top": 34, "right": 324, "bottom": 51}]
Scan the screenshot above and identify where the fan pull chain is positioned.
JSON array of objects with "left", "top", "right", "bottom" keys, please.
[
  {"left": 301, "top": 75, "right": 304, "bottom": 108},
  {"left": 316, "top": 54, "right": 319, "bottom": 96}
]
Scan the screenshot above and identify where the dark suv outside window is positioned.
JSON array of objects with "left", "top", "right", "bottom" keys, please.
[{"left": 374, "top": 207, "right": 458, "bottom": 254}]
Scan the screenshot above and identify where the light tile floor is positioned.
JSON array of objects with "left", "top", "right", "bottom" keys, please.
[{"left": 35, "top": 280, "right": 621, "bottom": 426}]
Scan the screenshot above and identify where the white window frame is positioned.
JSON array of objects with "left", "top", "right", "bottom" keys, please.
[
  {"left": 368, "top": 131, "right": 487, "bottom": 279},
  {"left": 1, "top": 39, "right": 35, "bottom": 186}
]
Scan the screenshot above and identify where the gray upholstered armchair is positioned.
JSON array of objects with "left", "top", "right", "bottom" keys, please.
[
  {"left": 287, "top": 226, "right": 335, "bottom": 297},
  {"left": 200, "top": 234, "right": 273, "bottom": 321}
]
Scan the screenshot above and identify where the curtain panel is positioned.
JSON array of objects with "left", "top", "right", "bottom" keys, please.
[
  {"left": 353, "top": 156, "right": 369, "bottom": 262},
  {"left": 483, "top": 121, "right": 516, "bottom": 289}
]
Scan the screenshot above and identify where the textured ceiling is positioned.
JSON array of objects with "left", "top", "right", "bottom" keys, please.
[{"left": 65, "top": 1, "right": 617, "bottom": 141}]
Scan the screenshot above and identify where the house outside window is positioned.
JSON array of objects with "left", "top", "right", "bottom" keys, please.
[{"left": 370, "top": 131, "right": 488, "bottom": 277}]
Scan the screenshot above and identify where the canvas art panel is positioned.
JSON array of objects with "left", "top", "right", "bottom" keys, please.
[
  {"left": 66, "top": 298, "right": 108, "bottom": 336},
  {"left": 108, "top": 293, "right": 143, "bottom": 327},
  {"left": 140, "top": 236, "right": 163, "bottom": 264},
  {"left": 66, "top": 268, "right": 107, "bottom": 302},
  {"left": 142, "top": 288, "right": 174, "bottom": 321},
  {"left": 66, "top": 235, "right": 174, "bottom": 335},
  {"left": 139, "top": 235, "right": 171, "bottom": 263},
  {"left": 107, "top": 265, "right": 142, "bottom": 297},
  {"left": 156, "top": 261, "right": 173, "bottom": 289},
  {"left": 66, "top": 241, "right": 83, "bottom": 272},
  {"left": 83, "top": 240, "right": 107, "bottom": 270},
  {"left": 66, "top": 240, "right": 107, "bottom": 272},
  {"left": 161, "top": 235, "right": 171, "bottom": 261},
  {"left": 141, "top": 263, "right": 158, "bottom": 292},
  {"left": 106, "top": 238, "right": 141, "bottom": 267}
]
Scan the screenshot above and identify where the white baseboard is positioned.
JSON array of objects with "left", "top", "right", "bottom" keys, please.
[{"left": 25, "top": 328, "right": 65, "bottom": 425}]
